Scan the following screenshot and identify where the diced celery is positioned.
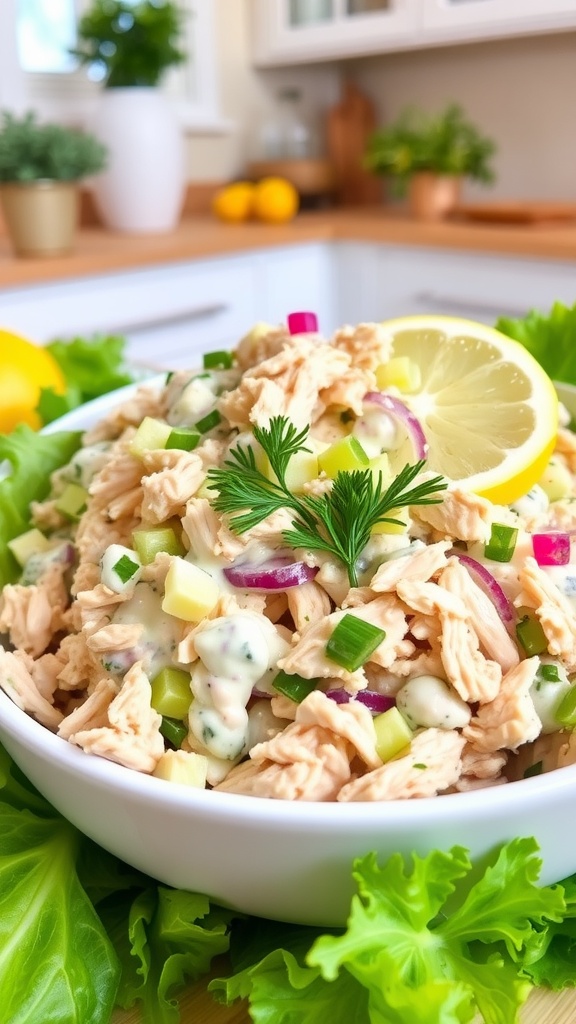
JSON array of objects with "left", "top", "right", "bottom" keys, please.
[
  {"left": 484, "top": 523, "right": 518, "bottom": 563},
  {"left": 516, "top": 613, "right": 548, "bottom": 656},
  {"left": 132, "top": 526, "right": 184, "bottom": 565},
  {"left": 326, "top": 614, "right": 386, "bottom": 672},
  {"left": 7, "top": 528, "right": 53, "bottom": 566},
  {"left": 368, "top": 453, "right": 392, "bottom": 486},
  {"left": 161, "top": 557, "right": 220, "bottom": 621},
  {"left": 317, "top": 435, "right": 369, "bottom": 478},
  {"left": 375, "top": 356, "right": 421, "bottom": 393},
  {"left": 374, "top": 706, "right": 413, "bottom": 763},
  {"left": 272, "top": 670, "right": 318, "bottom": 703},
  {"left": 556, "top": 686, "right": 576, "bottom": 728},
  {"left": 55, "top": 483, "right": 89, "bottom": 522},
  {"left": 151, "top": 666, "right": 192, "bottom": 719},
  {"left": 153, "top": 749, "right": 208, "bottom": 788},
  {"left": 129, "top": 416, "right": 172, "bottom": 458},
  {"left": 538, "top": 458, "right": 573, "bottom": 502},
  {"left": 160, "top": 716, "right": 189, "bottom": 749},
  {"left": 165, "top": 428, "right": 201, "bottom": 451}
]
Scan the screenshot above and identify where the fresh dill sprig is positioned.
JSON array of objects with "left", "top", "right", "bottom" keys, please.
[{"left": 207, "top": 416, "right": 447, "bottom": 587}]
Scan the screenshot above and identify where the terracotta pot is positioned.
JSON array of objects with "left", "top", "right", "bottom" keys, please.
[
  {"left": 408, "top": 172, "right": 461, "bottom": 222},
  {"left": 0, "top": 180, "right": 78, "bottom": 257}
]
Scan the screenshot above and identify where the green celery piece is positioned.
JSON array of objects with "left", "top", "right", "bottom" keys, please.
[
  {"left": 196, "top": 409, "right": 222, "bottom": 434},
  {"left": 555, "top": 686, "right": 576, "bottom": 727},
  {"left": 159, "top": 716, "right": 189, "bottom": 749},
  {"left": 516, "top": 614, "right": 548, "bottom": 656},
  {"left": 496, "top": 301, "right": 576, "bottom": 386},
  {"left": 0, "top": 803, "right": 119, "bottom": 1023},
  {"left": 0, "top": 425, "right": 82, "bottom": 586},
  {"left": 151, "top": 666, "right": 192, "bottom": 719},
  {"left": 272, "top": 670, "right": 319, "bottom": 703},
  {"left": 308, "top": 839, "right": 565, "bottom": 1024},
  {"left": 203, "top": 349, "right": 233, "bottom": 370},
  {"left": 165, "top": 428, "right": 200, "bottom": 451},
  {"left": 326, "top": 614, "right": 386, "bottom": 672},
  {"left": 484, "top": 523, "right": 518, "bottom": 563}
]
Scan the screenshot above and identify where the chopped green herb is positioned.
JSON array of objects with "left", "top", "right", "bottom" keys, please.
[
  {"left": 196, "top": 410, "right": 222, "bottom": 434},
  {"left": 484, "top": 522, "right": 518, "bottom": 562},
  {"left": 413, "top": 763, "right": 427, "bottom": 770},
  {"left": 112, "top": 554, "right": 140, "bottom": 585},
  {"left": 555, "top": 686, "right": 576, "bottom": 728},
  {"left": 203, "top": 350, "right": 233, "bottom": 370},
  {"left": 326, "top": 614, "right": 386, "bottom": 673},
  {"left": 159, "top": 716, "right": 189, "bottom": 749},
  {"left": 272, "top": 670, "right": 318, "bottom": 703},
  {"left": 523, "top": 760, "right": 543, "bottom": 778},
  {"left": 538, "top": 663, "right": 561, "bottom": 683},
  {"left": 207, "top": 415, "right": 446, "bottom": 586}
]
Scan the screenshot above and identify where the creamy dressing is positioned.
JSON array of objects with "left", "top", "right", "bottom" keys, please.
[
  {"left": 352, "top": 406, "right": 401, "bottom": 458},
  {"left": 510, "top": 485, "right": 549, "bottom": 518},
  {"left": 52, "top": 441, "right": 111, "bottom": 492},
  {"left": 110, "top": 582, "right": 180, "bottom": 677},
  {"left": 20, "top": 541, "right": 73, "bottom": 586},
  {"left": 542, "top": 565, "right": 576, "bottom": 610},
  {"left": 189, "top": 612, "right": 290, "bottom": 760}
]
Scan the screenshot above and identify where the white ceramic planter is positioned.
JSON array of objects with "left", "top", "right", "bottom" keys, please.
[{"left": 88, "top": 87, "right": 185, "bottom": 234}]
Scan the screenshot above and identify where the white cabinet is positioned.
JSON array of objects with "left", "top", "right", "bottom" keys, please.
[
  {"left": 251, "top": 0, "right": 576, "bottom": 65},
  {"left": 0, "top": 243, "right": 336, "bottom": 369},
  {"left": 334, "top": 242, "right": 576, "bottom": 326}
]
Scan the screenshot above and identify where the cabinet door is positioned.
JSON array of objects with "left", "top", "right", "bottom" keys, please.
[
  {"left": 333, "top": 242, "right": 576, "bottom": 326},
  {"left": 251, "top": 0, "right": 419, "bottom": 65},
  {"left": 421, "top": 0, "right": 576, "bottom": 41}
]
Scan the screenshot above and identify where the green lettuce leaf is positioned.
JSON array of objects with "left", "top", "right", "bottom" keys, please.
[
  {"left": 39, "top": 334, "right": 135, "bottom": 425},
  {"left": 521, "top": 874, "right": 576, "bottom": 990},
  {"left": 0, "top": 425, "right": 81, "bottom": 585},
  {"left": 0, "top": 748, "right": 120, "bottom": 1024},
  {"left": 495, "top": 301, "right": 576, "bottom": 385}
]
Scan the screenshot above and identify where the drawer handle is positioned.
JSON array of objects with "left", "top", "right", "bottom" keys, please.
[
  {"left": 106, "top": 301, "right": 229, "bottom": 335},
  {"left": 414, "top": 291, "right": 528, "bottom": 319}
]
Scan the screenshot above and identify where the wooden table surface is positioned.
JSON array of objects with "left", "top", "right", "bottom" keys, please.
[{"left": 111, "top": 972, "right": 576, "bottom": 1023}]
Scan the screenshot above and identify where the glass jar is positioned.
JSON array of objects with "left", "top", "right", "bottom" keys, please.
[{"left": 259, "top": 88, "right": 316, "bottom": 161}]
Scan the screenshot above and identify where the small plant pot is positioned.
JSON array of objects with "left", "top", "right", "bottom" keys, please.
[
  {"left": 408, "top": 172, "right": 461, "bottom": 222},
  {"left": 0, "top": 180, "right": 79, "bottom": 257}
]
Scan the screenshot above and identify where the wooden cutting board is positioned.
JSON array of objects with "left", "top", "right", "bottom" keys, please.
[
  {"left": 455, "top": 201, "right": 576, "bottom": 224},
  {"left": 325, "top": 80, "right": 384, "bottom": 206}
]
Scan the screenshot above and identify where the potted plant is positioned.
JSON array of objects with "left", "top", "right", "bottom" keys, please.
[
  {"left": 72, "top": 0, "right": 187, "bottom": 234},
  {"left": 0, "top": 111, "right": 107, "bottom": 257},
  {"left": 364, "top": 103, "right": 496, "bottom": 221}
]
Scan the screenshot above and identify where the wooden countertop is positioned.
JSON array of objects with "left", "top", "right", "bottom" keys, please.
[
  {"left": 3, "top": 207, "right": 576, "bottom": 290},
  {"left": 110, "top": 969, "right": 576, "bottom": 1023}
]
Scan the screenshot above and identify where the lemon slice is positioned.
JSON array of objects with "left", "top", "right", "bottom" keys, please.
[{"left": 378, "top": 315, "right": 558, "bottom": 505}]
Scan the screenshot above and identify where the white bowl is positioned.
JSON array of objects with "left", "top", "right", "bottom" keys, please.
[{"left": 1, "top": 381, "right": 576, "bottom": 927}]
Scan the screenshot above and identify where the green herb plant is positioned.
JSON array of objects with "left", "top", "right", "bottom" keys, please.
[
  {"left": 72, "top": 0, "right": 187, "bottom": 88},
  {"left": 0, "top": 110, "right": 107, "bottom": 182},
  {"left": 207, "top": 416, "right": 447, "bottom": 587},
  {"left": 364, "top": 103, "right": 496, "bottom": 196}
]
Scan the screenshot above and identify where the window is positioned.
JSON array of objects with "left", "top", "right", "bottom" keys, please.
[{"left": 0, "top": 0, "right": 223, "bottom": 130}]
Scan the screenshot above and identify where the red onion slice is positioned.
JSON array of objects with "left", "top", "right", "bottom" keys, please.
[
  {"left": 452, "top": 551, "right": 516, "bottom": 631},
  {"left": 326, "top": 688, "right": 395, "bottom": 714},
  {"left": 532, "top": 532, "right": 571, "bottom": 567},
  {"left": 223, "top": 558, "right": 318, "bottom": 592},
  {"left": 364, "top": 391, "right": 427, "bottom": 461}
]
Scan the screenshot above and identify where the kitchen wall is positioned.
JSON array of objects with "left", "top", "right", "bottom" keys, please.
[{"left": 191, "top": 4, "right": 576, "bottom": 203}]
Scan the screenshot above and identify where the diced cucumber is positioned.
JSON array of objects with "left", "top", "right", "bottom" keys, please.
[
  {"left": 132, "top": 525, "right": 185, "bottom": 565},
  {"left": 317, "top": 435, "right": 369, "bottom": 478},
  {"left": 151, "top": 666, "right": 192, "bottom": 719},
  {"left": 374, "top": 706, "right": 413, "bottom": 763},
  {"left": 161, "top": 557, "right": 220, "bottom": 621},
  {"left": 195, "top": 409, "right": 222, "bottom": 434},
  {"left": 7, "top": 528, "right": 53, "bottom": 566},
  {"left": 153, "top": 749, "right": 208, "bottom": 788},
  {"left": 165, "top": 428, "right": 201, "bottom": 451},
  {"left": 100, "top": 543, "right": 142, "bottom": 593},
  {"left": 375, "top": 356, "right": 421, "bottom": 393},
  {"left": 538, "top": 457, "right": 573, "bottom": 502},
  {"left": 55, "top": 483, "right": 89, "bottom": 522},
  {"left": 368, "top": 453, "right": 392, "bottom": 486},
  {"left": 263, "top": 449, "right": 319, "bottom": 493},
  {"left": 129, "top": 416, "right": 171, "bottom": 458}
]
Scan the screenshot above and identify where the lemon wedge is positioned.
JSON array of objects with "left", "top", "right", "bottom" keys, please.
[{"left": 378, "top": 314, "right": 559, "bottom": 505}]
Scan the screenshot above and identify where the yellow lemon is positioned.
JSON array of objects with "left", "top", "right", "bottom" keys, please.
[
  {"left": 252, "top": 177, "right": 299, "bottom": 224},
  {"left": 377, "top": 314, "right": 558, "bottom": 505},
  {"left": 212, "top": 181, "right": 255, "bottom": 223},
  {"left": 0, "top": 329, "right": 66, "bottom": 433}
]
